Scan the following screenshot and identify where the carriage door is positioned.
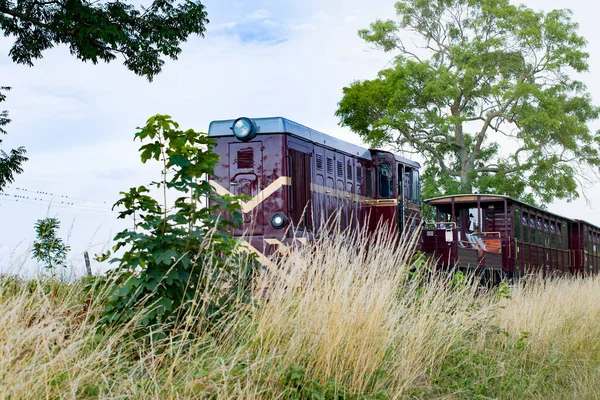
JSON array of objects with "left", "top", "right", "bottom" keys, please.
[
  {"left": 289, "top": 148, "right": 312, "bottom": 231},
  {"left": 229, "top": 141, "right": 264, "bottom": 235}
]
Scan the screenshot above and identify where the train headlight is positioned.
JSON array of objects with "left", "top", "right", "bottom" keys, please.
[
  {"left": 231, "top": 117, "right": 256, "bottom": 141},
  {"left": 271, "top": 212, "right": 288, "bottom": 229}
]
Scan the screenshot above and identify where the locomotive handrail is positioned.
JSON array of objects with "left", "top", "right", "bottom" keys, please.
[
  {"left": 473, "top": 231, "right": 502, "bottom": 238},
  {"left": 424, "top": 221, "right": 456, "bottom": 229}
]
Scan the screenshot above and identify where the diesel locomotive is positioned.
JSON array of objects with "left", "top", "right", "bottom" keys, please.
[{"left": 208, "top": 116, "right": 421, "bottom": 267}]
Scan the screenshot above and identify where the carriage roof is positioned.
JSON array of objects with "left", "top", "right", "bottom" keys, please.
[
  {"left": 425, "top": 194, "right": 579, "bottom": 223},
  {"left": 208, "top": 116, "right": 420, "bottom": 168}
]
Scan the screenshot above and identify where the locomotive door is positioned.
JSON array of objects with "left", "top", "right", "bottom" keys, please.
[
  {"left": 397, "top": 163, "right": 405, "bottom": 236},
  {"left": 229, "top": 141, "right": 264, "bottom": 235},
  {"left": 289, "top": 148, "right": 312, "bottom": 231},
  {"left": 372, "top": 153, "right": 397, "bottom": 232}
]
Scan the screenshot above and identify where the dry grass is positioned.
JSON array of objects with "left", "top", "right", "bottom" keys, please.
[{"left": 1, "top": 229, "right": 600, "bottom": 399}]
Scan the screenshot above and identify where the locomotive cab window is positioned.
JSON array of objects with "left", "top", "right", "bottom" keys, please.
[
  {"left": 366, "top": 168, "right": 374, "bottom": 198},
  {"left": 403, "top": 166, "right": 412, "bottom": 202},
  {"left": 412, "top": 170, "right": 420, "bottom": 203},
  {"left": 378, "top": 162, "right": 394, "bottom": 199}
]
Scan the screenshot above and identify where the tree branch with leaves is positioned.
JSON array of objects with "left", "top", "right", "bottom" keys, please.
[
  {"left": 0, "top": 87, "right": 27, "bottom": 191},
  {"left": 0, "top": 0, "right": 209, "bottom": 80}
]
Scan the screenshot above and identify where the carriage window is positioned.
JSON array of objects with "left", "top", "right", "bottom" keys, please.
[
  {"left": 529, "top": 218, "right": 536, "bottom": 228},
  {"left": 337, "top": 160, "right": 343, "bottom": 178},
  {"left": 550, "top": 223, "right": 556, "bottom": 234},
  {"left": 347, "top": 161, "right": 353, "bottom": 180},
  {"left": 378, "top": 162, "right": 394, "bottom": 199},
  {"left": 561, "top": 223, "right": 568, "bottom": 249},
  {"left": 514, "top": 209, "right": 521, "bottom": 240},
  {"left": 356, "top": 166, "right": 363, "bottom": 182},
  {"left": 537, "top": 219, "right": 542, "bottom": 230}
]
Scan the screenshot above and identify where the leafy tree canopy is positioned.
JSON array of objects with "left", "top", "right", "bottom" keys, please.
[
  {"left": 1, "top": 0, "right": 209, "bottom": 80},
  {"left": 336, "top": 0, "right": 600, "bottom": 205}
]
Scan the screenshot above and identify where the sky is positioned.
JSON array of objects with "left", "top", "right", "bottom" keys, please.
[{"left": 1, "top": 0, "right": 600, "bottom": 276}]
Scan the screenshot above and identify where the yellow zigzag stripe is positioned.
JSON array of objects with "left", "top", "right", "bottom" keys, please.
[
  {"left": 239, "top": 240, "right": 276, "bottom": 270},
  {"left": 209, "top": 177, "right": 291, "bottom": 214}
]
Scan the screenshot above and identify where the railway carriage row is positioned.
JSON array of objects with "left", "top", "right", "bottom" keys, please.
[{"left": 208, "top": 116, "right": 600, "bottom": 277}]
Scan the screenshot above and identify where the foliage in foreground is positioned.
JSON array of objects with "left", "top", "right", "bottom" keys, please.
[
  {"left": 2, "top": 230, "right": 600, "bottom": 399},
  {"left": 102, "top": 114, "right": 255, "bottom": 333},
  {"left": 337, "top": 0, "right": 600, "bottom": 205}
]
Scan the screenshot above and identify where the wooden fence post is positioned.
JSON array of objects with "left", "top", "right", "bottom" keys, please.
[{"left": 84, "top": 251, "right": 92, "bottom": 277}]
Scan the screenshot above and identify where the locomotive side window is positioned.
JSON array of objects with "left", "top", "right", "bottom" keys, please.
[
  {"left": 366, "top": 168, "right": 374, "bottom": 198},
  {"left": 403, "top": 167, "right": 412, "bottom": 202},
  {"left": 378, "top": 162, "right": 394, "bottom": 199},
  {"left": 412, "top": 170, "right": 420, "bottom": 203}
]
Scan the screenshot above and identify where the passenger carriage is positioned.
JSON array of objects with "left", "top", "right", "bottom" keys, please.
[
  {"left": 208, "top": 117, "right": 422, "bottom": 265},
  {"left": 422, "top": 194, "right": 600, "bottom": 278}
]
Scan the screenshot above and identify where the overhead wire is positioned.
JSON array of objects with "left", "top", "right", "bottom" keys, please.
[
  {"left": 12, "top": 186, "right": 110, "bottom": 205},
  {"left": 0, "top": 192, "right": 117, "bottom": 214}
]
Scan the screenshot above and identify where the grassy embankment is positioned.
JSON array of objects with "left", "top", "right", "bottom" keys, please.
[{"left": 1, "top": 229, "right": 600, "bottom": 399}]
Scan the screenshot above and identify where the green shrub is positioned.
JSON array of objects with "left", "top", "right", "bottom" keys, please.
[{"left": 101, "top": 115, "right": 257, "bottom": 335}]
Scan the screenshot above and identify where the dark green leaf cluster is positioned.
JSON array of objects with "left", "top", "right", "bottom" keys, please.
[
  {"left": 338, "top": 0, "right": 600, "bottom": 204},
  {"left": 0, "top": 0, "right": 209, "bottom": 80},
  {"left": 0, "top": 86, "right": 27, "bottom": 191},
  {"left": 102, "top": 115, "right": 258, "bottom": 335},
  {"left": 32, "top": 217, "right": 71, "bottom": 269}
]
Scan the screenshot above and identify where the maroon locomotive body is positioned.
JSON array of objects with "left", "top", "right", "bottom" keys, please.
[
  {"left": 422, "top": 194, "right": 600, "bottom": 278},
  {"left": 208, "top": 116, "right": 421, "bottom": 266}
]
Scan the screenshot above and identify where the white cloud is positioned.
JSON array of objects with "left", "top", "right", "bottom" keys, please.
[
  {"left": 248, "top": 9, "right": 271, "bottom": 20},
  {"left": 289, "top": 24, "right": 315, "bottom": 32}
]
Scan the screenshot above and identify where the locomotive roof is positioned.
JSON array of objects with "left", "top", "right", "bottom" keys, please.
[{"left": 208, "top": 116, "right": 420, "bottom": 168}]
